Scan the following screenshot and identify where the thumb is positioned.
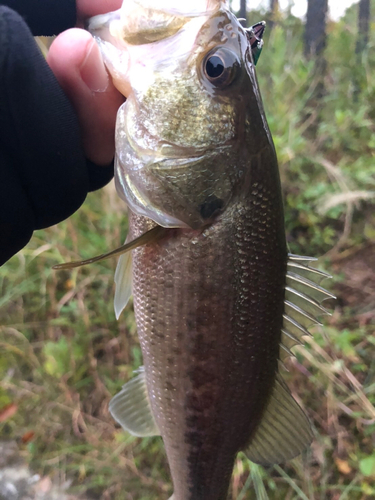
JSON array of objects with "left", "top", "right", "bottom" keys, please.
[{"left": 47, "top": 28, "right": 124, "bottom": 166}]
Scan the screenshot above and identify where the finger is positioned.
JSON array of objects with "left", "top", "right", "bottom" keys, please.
[
  {"left": 47, "top": 28, "right": 124, "bottom": 166},
  {"left": 77, "top": 0, "right": 122, "bottom": 20}
]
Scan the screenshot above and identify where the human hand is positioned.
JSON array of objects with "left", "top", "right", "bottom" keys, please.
[
  {"left": 0, "top": 0, "right": 123, "bottom": 266},
  {"left": 47, "top": 0, "right": 124, "bottom": 167}
]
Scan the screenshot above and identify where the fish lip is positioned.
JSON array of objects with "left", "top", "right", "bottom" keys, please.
[
  {"left": 86, "top": 11, "right": 121, "bottom": 37},
  {"left": 86, "top": 1, "right": 221, "bottom": 43}
]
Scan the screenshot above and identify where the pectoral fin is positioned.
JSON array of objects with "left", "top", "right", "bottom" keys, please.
[
  {"left": 244, "top": 376, "right": 313, "bottom": 466},
  {"left": 109, "top": 367, "right": 160, "bottom": 437},
  {"left": 114, "top": 236, "right": 133, "bottom": 320},
  {"left": 53, "top": 226, "right": 165, "bottom": 270}
]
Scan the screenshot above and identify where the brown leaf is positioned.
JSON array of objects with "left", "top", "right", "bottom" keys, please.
[
  {"left": 21, "top": 431, "right": 35, "bottom": 444},
  {"left": 0, "top": 403, "right": 18, "bottom": 422},
  {"left": 335, "top": 458, "right": 352, "bottom": 475}
]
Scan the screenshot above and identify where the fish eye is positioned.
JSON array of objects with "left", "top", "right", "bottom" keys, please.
[
  {"left": 206, "top": 55, "right": 225, "bottom": 78},
  {"left": 203, "top": 48, "right": 240, "bottom": 88}
]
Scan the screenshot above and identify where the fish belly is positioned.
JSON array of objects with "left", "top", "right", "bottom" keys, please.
[{"left": 130, "top": 188, "right": 287, "bottom": 499}]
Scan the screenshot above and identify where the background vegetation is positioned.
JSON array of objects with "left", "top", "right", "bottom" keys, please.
[{"left": 1, "top": 2, "right": 375, "bottom": 499}]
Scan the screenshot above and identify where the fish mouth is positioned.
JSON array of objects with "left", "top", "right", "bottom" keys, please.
[
  {"left": 87, "top": 1, "right": 220, "bottom": 46},
  {"left": 86, "top": 2, "right": 228, "bottom": 98},
  {"left": 87, "top": 11, "right": 125, "bottom": 51}
]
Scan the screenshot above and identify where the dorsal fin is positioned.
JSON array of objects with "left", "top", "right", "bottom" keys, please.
[
  {"left": 279, "top": 254, "right": 334, "bottom": 363},
  {"left": 245, "top": 254, "right": 333, "bottom": 464}
]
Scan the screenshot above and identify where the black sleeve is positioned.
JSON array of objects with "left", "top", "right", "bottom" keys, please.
[
  {"left": 0, "top": 6, "right": 114, "bottom": 265},
  {"left": 0, "top": 0, "right": 77, "bottom": 35}
]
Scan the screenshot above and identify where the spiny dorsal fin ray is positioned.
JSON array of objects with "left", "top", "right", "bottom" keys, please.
[
  {"left": 244, "top": 375, "right": 313, "bottom": 465},
  {"left": 285, "top": 286, "right": 331, "bottom": 317},
  {"left": 283, "top": 314, "right": 311, "bottom": 340},
  {"left": 288, "top": 254, "right": 317, "bottom": 262},
  {"left": 286, "top": 272, "right": 335, "bottom": 303},
  {"left": 284, "top": 300, "right": 323, "bottom": 329},
  {"left": 281, "top": 254, "right": 334, "bottom": 364},
  {"left": 279, "top": 342, "right": 295, "bottom": 362},
  {"left": 278, "top": 358, "right": 288, "bottom": 372},
  {"left": 287, "top": 261, "right": 332, "bottom": 284},
  {"left": 109, "top": 367, "right": 160, "bottom": 437},
  {"left": 281, "top": 329, "right": 303, "bottom": 351}
]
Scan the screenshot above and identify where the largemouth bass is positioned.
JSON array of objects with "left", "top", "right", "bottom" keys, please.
[{"left": 84, "top": 1, "right": 333, "bottom": 498}]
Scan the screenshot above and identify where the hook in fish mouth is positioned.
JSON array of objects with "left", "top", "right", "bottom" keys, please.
[{"left": 246, "top": 21, "right": 266, "bottom": 65}]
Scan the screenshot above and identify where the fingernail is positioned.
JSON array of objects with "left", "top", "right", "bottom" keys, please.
[{"left": 80, "top": 40, "right": 109, "bottom": 92}]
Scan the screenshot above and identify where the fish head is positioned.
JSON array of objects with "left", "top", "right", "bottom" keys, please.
[{"left": 89, "top": 0, "right": 273, "bottom": 229}]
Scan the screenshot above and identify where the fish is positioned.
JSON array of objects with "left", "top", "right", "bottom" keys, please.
[{"left": 84, "top": 1, "right": 335, "bottom": 498}]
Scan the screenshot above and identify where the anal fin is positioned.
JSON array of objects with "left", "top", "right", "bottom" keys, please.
[
  {"left": 109, "top": 367, "right": 160, "bottom": 437},
  {"left": 244, "top": 375, "right": 313, "bottom": 466}
]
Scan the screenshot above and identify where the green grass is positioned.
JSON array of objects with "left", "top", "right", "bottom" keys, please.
[{"left": 1, "top": 7, "right": 375, "bottom": 500}]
